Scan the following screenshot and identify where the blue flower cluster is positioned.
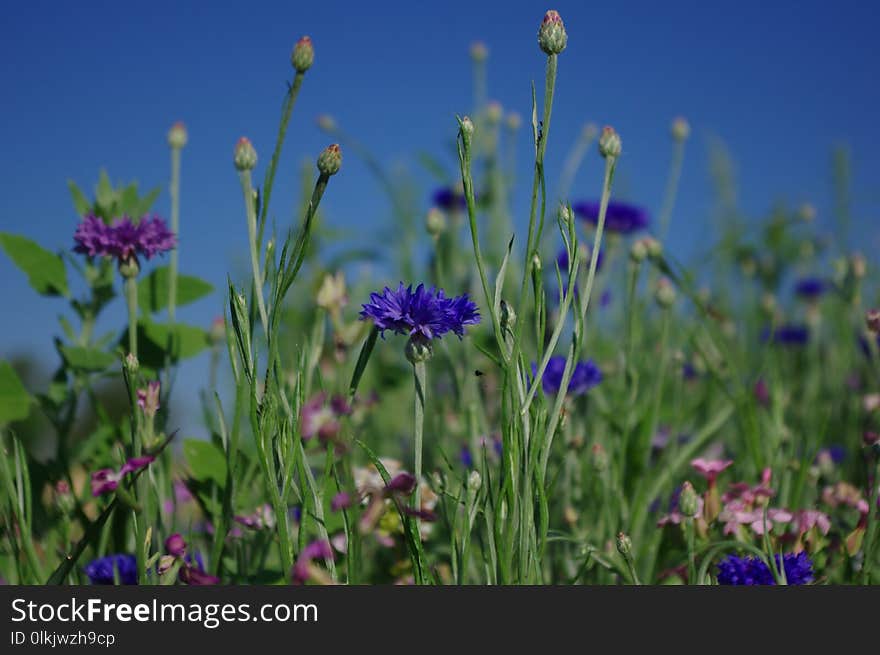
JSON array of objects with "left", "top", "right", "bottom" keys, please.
[
  {"left": 360, "top": 282, "right": 480, "bottom": 340},
  {"left": 532, "top": 355, "right": 603, "bottom": 396},
  {"left": 716, "top": 552, "right": 813, "bottom": 585},
  {"left": 84, "top": 554, "right": 138, "bottom": 585},
  {"left": 573, "top": 200, "right": 649, "bottom": 235}
]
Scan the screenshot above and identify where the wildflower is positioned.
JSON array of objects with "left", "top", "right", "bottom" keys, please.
[
  {"left": 233, "top": 137, "right": 257, "bottom": 171},
  {"left": 754, "top": 378, "right": 770, "bottom": 407},
  {"left": 537, "top": 10, "right": 568, "bottom": 55},
  {"left": 690, "top": 459, "right": 733, "bottom": 487},
  {"left": 469, "top": 41, "right": 488, "bottom": 62},
  {"left": 671, "top": 116, "right": 690, "bottom": 142},
  {"left": 531, "top": 356, "right": 602, "bottom": 396},
  {"left": 331, "top": 492, "right": 352, "bottom": 512},
  {"left": 655, "top": 277, "right": 676, "bottom": 308},
  {"left": 316, "top": 272, "right": 348, "bottom": 314},
  {"left": 317, "top": 143, "right": 342, "bottom": 176},
  {"left": 597, "top": 126, "right": 622, "bottom": 159},
  {"left": 794, "top": 277, "right": 828, "bottom": 300},
  {"left": 657, "top": 484, "right": 704, "bottom": 527},
  {"left": 178, "top": 553, "right": 220, "bottom": 586},
  {"left": 136, "top": 381, "right": 160, "bottom": 418},
  {"left": 359, "top": 282, "right": 480, "bottom": 340},
  {"left": 432, "top": 186, "right": 467, "bottom": 212},
  {"left": 716, "top": 552, "right": 813, "bottom": 585},
  {"left": 300, "top": 392, "right": 351, "bottom": 447},
  {"left": 292, "top": 539, "right": 335, "bottom": 585},
  {"left": 234, "top": 504, "right": 275, "bottom": 530},
  {"left": 167, "top": 121, "right": 188, "bottom": 149},
  {"left": 791, "top": 509, "right": 831, "bottom": 537},
  {"left": 762, "top": 324, "right": 810, "bottom": 345},
  {"left": 866, "top": 309, "right": 880, "bottom": 334},
  {"left": 90, "top": 455, "right": 155, "bottom": 496},
  {"left": 164, "top": 533, "right": 187, "bottom": 558},
  {"left": 460, "top": 443, "right": 474, "bottom": 468},
  {"left": 505, "top": 112, "right": 522, "bottom": 131},
  {"left": 573, "top": 200, "right": 649, "bottom": 235},
  {"left": 486, "top": 101, "right": 503, "bottom": 125},
  {"left": 425, "top": 207, "right": 447, "bottom": 236},
  {"left": 84, "top": 554, "right": 138, "bottom": 585},
  {"left": 73, "top": 214, "right": 176, "bottom": 265},
  {"left": 291, "top": 35, "right": 314, "bottom": 73}
]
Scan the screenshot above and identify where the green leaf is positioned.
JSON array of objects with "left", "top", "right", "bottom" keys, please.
[
  {"left": 0, "top": 233, "right": 69, "bottom": 297},
  {"left": 0, "top": 361, "right": 32, "bottom": 425},
  {"left": 67, "top": 180, "right": 91, "bottom": 215},
  {"left": 134, "top": 187, "right": 161, "bottom": 217},
  {"left": 138, "top": 266, "right": 214, "bottom": 314},
  {"left": 129, "top": 321, "right": 209, "bottom": 369},
  {"left": 183, "top": 439, "right": 227, "bottom": 485},
  {"left": 57, "top": 343, "right": 117, "bottom": 372}
]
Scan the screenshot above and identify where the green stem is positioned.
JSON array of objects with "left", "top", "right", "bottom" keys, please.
[
  {"left": 240, "top": 170, "right": 269, "bottom": 335},
  {"left": 685, "top": 519, "right": 697, "bottom": 584},
  {"left": 125, "top": 275, "right": 138, "bottom": 358},
  {"left": 258, "top": 72, "right": 305, "bottom": 241},
  {"left": 413, "top": 360, "right": 426, "bottom": 542},
  {"left": 168, "top": 146, "right": 181, "bottom": 322}
]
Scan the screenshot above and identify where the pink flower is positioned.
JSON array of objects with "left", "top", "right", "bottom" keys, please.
[
  {"left": 690, "top": 458, "right": 733, "bottom": 485},
  {"left": 136, "top": 381, "right": 160, "bottom": 418},
  {"left": 792, "top": 509, "right": 831, "bottom": 536},
  {"left": 90, "top": 455, "right": 155, "bottom": 496}
]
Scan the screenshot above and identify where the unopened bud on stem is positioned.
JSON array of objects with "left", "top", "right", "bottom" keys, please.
[
  {"left": 291, "top": 36, "right": 314, "bottom": 73},
  {"left": 538, "top": 10, "right": 567, "bottom": 55},
  {"left": 234, "top": 137, "right": 257, "bottom": 172},
  {"left": 317, "top": 144, "right": 342, "bottom": 176}
]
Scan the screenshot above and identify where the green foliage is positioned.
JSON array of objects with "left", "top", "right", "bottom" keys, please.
[
  {"left": 0, "top": 232, "right": 69, "bottom": 297},
  {"left": 137, "top": 266, "right": 214, "bottom": 314},
  {"left": 183, "top": 438, "right": 227, "bottom": 486},
  {"left": 0, "top": 361, "right": 32, "bottom": 425}
]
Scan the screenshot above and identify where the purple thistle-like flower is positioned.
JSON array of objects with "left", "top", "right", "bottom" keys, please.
[
  {"left": 385, "top": 472, "right": 417, "bottom": 495},
  {"left": 164, "top": 533, "right": 187, "bottom": 558},
  {"left": 762, "top": 324, "right": 810, "bottom": 346},
  {"left": 573, "top": 200, "right": 649, "bottom": 235},
  {"left": 794, "top": 277, "right": 828, "bottom": 300},
  {"left": 73, "top": 214, "right": 176, "bottom": 263},
  {"left": 360, "top": 283, "right": 480, "bottom": 340},
  {"left": 531, "top": 355, "right": 603, "bottom": 396},
  {"left": 84, "top": 554, "right": 138, "bottom": 585},
  {"left": 716, "top": 552, "right": 813, "bottom": 585},
  {"left": 331, "top": 492, "right": 353, "bottom": 512}
]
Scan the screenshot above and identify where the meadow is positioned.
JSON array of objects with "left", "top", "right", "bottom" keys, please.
[{"left": 1, "top": 10, "right": 877, "bottom": 586}]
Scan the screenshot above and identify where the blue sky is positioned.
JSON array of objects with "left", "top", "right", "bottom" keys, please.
[{"left": 1, "top": 0, "right": 878, "bottom": 433}]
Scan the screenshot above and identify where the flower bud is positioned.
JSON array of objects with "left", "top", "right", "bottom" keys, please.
[
  {"left": 118, "top": 255, "right": 140, "bottom": 279},
  {"left": 486, "top": 101, "right": 503, "bottom": 126},
  {"left": 678, "top": 481, "right": 699, "bottom": 518},
  {"left": 164, "top": 533, "right": 187, "bottom": 558},
  {"left": 316, "top": 272, "right": 348, "bottom": 313},
  {"left": 469, "top": 41, "right": 488, "bottom": 62},
  {"left": 558, "top": 203, "right": 574, "bottom": 226},
  {"left": 500, "top": 300, "right": 517, "bottom": 333},
  {"left": 582, "top": 122, "right": 599, "bottom": 140},
  {"left": 316, "top": 114, "right": 336, "bottom": 132},
  {"left": 670, "top": 116, "right": 690, "bottom": 142},
  {"left": 467, "top": 470, "right": 482, "bottom": 493},
  {"left": 644, "top": 237, "right": 663, "bottom": 259},
  {"left": 124, "top": 352, "right": 139, "bottom": 375},
  {"left": 598, "top": 126, "right": 622, "bottom": 159},
  {"left": 866, "top": 309, "right": 880, "bottom": 334},
  {"left": 405, "top": 334, "right": 434, "bottom": 364},
  {"left": 167, "top": 121, "right": 188, "bottom": 149},
  {"left": 459, "top": 116, "right": 475, "bottom": 144},
  {"left": 291, "top": 36, "right": 314, "bottom": 73},
  {"left": 234, "top": 137, "right": 257, "bottom": 172},
  {"left": 317, "top": 144, "right": 342, "bottom": 176},
  {"left": 798, "top": 203, "right": 816, "bottom": 223},
  {"left": 616, "top": 532, "right": 632, "bottom": 557},
  {"left": 630, "top": 239, "right": 648, "bottom": 263},
  {"left": 531, "top": 253, "right": 542, "bottom": 274},
  {"left": 655, "top": 277, "right": 676, "bottom": 308},
  {"left": 505, "top": 112, "right": 522, "bottom": 131},
  {"left": 425, "top": 207, "right": 447, "bottom": 237},
  {"left": 852, "top": 252, "right": 867, "bottom": 279},
  {"left": 537, "top": 10, "right": 568, "bottom": 55}
]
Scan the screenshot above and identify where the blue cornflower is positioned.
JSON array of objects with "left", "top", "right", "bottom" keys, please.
[
  {"left": 84, "top": 554, "right": 138, "bottom": 585},
  {"left": 815, "top": 445, "right": 846, "bottom": 465},
  {"left": 531, "top": 355, "right": 603, "bottom": 396},
  {"left": 794, "top": 277, "right": 828, "bottom": 300},
  {"left": 716, "top": 552, "right": 814, "bottom": 585},
  {"left": 762, "top": 324, "right": 810, "bottom": 345},
  {"left": 360, "top": 282, "right": 480, "bottom": 340},
  {"left": 460, "top": 444, "right": 474, "bottom": 469},
  {"left": 573, "top": 200, "right": 649, "bottom": 235},
  {"left": 432, "top": 187, "right": 467, "bottom": 212}
]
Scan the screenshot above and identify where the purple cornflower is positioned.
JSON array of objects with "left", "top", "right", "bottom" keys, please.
[
  {"left": 90, "top": 455, "right": 155, "bottom": 496},
  {"left": 432, "top": 187, "right": 467, "bottom": 212},
  {"left": 762, "top": 324, "right": 810, "bottom": 346},
  {"left": 360, "top": 283, "right": 480, "bottom": 340},
  {"left": 716, "top": 552, "right": 814, "bottom": 585},
  {"left": 794, "top": 277, "right": 828, "bottom": 300},
  {"left": 73, "top": 214, "right": 176, "bottom": 264},
  {"left": 573, "top": 200, "right": 649, "bottom": 235},
  {"left": 531, "top": 356, "right": 603, "bottom": 396},
  {"left": 84, "top": 554, "right": 138, "bottom": 585},
  {"left": 164, "top": 533, "right": 187, "bottom": 558},
  {"left": 292, "top": 539, "right": 335, "bottom": 585}
]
